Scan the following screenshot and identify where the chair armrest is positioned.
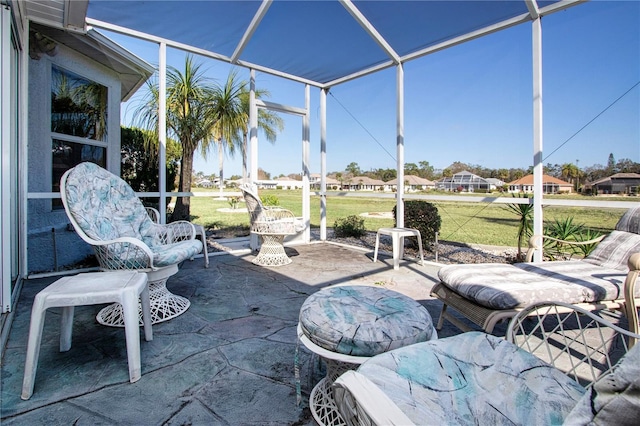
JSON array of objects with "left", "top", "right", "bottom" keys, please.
[
  {"left": 624, "top": 253, "right": 640, "bottom": 339},
  {"left": 147, "top": 221, "right": 197, "bottom": 244},
  {"left": 144, "top": 208, "right": 198, "bottom": 242},
  {"left": 525, "top": 234, "right": 605, "bottom": 262},
  {"left": 87, "top": 236, "right": 156, "bottom": 270},
  {"left": 333, "top": 371, "right": 415, "bottom": 426},
  {"left": 506, "top": 301, "right": 640, "bottom": 388},
  {"left": 163, "top": 221, "right": 197, "bottom": 241},
  {"left": 262, "top": 206, "right": 296, "bottom": 220},
  {"left": 145, "top": 206, "right": 161, "bottom": 223}
]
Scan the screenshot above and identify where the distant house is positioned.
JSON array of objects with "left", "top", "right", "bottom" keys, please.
[
  {"left": 508, "top": 174, "right": 573, "bottom": 194},
  {"left": 309, "top": 174, "right": 341, "bottom": 190},
  {"left": 196, "top": 179, "right": 213, "bottom": 188},
  {"left": 583, "top": 173, "right": 640, "bottom": 195},
  {"left": 486, "top": 178, "right": 506, "bottom": 191},
  {"left": 343, "top": 176, "right": 386, "bottom": 191},
  {"left": 255, "top": 180, "right": 278, "bottom": 189},
  {"left": 385, "top": 175, "right": 435, "bottom": 192},
  {"left": 436, "top": 170, "right": 491, "bottom": 192},
  {"left": 274, "top": 177, "right": 304, "bottom": 190}
]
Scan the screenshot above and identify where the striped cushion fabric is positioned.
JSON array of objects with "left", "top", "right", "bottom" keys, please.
[
  {"left": 616, "top": 205, "right": 640, "bottom": 234},
  {"left": 583, "top": 230, "right": 640, "bottom": 271}
]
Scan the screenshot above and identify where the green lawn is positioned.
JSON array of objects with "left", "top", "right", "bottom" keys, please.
[{"left": 184, "top": 188, "right": 630, "bottom": 247}]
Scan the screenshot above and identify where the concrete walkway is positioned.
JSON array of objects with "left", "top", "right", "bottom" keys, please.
[{"left": 1, "top": 242, "right": 466, "bottom": 425}]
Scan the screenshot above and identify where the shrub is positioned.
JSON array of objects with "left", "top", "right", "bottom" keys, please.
[
  {"left": 120, "top": 127, "right": 180, "bottom": 211},
  {"left": 260, "top": 194, "right": 279, "bottom": 206},
  {"left": 227, "top": 196, "right": 241, "bottom": 209},
  {"left": 393, "top": 201, "right": 441, "bottom": 248},
  {"left": 334, "top": 215, "right": 366, "bottom": 238},
  {"left": 542, "top": 217, "right": 602, "bottom": 259}
]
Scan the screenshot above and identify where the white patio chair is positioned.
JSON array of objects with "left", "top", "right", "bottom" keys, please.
[
  {"left": 60, "top": 162, "right": 203, "bottom": 326},
  {"left": 240, "top": 183, "right": 304, "bottom": 266}
]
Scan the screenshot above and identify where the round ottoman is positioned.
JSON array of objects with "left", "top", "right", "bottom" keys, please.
[{"left": 297, "top": 285, "right": 436, "bottom": 425}]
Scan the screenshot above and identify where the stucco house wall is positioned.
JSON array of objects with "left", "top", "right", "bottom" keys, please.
[{"left": 27, "top": 42, "right": 123, "bottom": 274}]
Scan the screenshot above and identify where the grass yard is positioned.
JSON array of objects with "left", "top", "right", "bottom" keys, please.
[{"left": 183, "top": 188, "right": 630, "bottom": 247}]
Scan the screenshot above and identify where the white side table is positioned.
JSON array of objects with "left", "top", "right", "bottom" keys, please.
[
  {"left": 21, "top": 271, "right": 152, "bottom": 400},
  {"left": 193, "top": 224, "right": 210, "bottom": 268},
  {"left": 374, "top": 227, "right": 425, "bottom": 270}
]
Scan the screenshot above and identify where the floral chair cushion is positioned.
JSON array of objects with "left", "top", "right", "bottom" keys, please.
[
  {"left": 63, "top": 162, "right": 153, "bottom": 242},
  {"left": 299, "top": 285, "right": 435, "bottom": 357},
  {"left": 354, "top": 332, "right": 585, "bottom": 425}
]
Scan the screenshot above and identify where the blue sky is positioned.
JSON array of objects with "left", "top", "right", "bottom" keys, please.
[{"left": 113, "top": 1, "right": 639, "bottom": 179}]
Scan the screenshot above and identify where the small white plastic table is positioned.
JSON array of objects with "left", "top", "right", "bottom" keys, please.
[
  {"left": 21, "top": 271, "right": 152, "bottom": 400},
  {"left": 373, "top": 227, "right": 425, "bottom": 270}
]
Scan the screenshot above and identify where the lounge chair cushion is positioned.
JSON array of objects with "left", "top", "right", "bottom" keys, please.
[
  {"left": 438, "top": 257, "right": 640, "bottom": 310},
  {"left": 437, "top": 263, "right": 587, "bottom": 309},
  {"left": 565, "top": 342, "right": 640, "bottom": 424},
  {"left": 583, "top": 230, "right": 640, "bottom": 271},
  {"left": 615, "top": 205, "right": 640, "bottom": 234},
  {"left": 355, "top": 332, "right": 585, "bottom": 425}
]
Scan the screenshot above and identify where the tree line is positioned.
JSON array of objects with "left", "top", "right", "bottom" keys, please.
[{"left": 331, "top": 155, "right": 640, "bottom": 188}]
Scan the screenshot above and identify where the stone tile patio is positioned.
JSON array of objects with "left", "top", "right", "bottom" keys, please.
[{"left": 1, "top": 242, "right": 462, "bottom": 425}]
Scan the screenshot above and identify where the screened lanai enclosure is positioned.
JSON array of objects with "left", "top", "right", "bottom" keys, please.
[{"left": 1, "top": 0, "right": 639, "bottom": 346}]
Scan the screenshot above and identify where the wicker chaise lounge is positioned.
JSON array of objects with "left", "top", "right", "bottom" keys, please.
[{"left": 432, "top": 205, "right": 640, "bottom": 334}]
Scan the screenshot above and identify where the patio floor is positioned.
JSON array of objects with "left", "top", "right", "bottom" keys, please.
[{"left": 2, "top": 241, "right": 479, "bottom": 425}]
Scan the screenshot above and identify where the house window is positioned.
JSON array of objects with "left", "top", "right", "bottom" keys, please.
[{"left": 51, "top": 65, "right": 108, "bottom": 204}]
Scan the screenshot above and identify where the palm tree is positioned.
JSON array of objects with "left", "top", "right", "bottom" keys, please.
[
  {"left": 207, "top": 70, "right": 246, "bottom": 195},
  {"left": 238, "top": 87, "right": 284, "bottom": 181},
  {"left": 561, "top": 163, "right": 580, "bottom": 192},
  {"left": 135, "top": 55, "right": 218, "bottom": 221}
]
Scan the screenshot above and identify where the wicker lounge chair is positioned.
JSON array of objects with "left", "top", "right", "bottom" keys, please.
[
  {"left": 240, "top": 183, "right": 304, "bottom": 266},
  {"left": 333, "top": 299, "right": 640, "bottom": 426},
  {"left": 61, "top": 162, "right": 203, "bottom": 326},
  {"left": 432, "top": 206, "right": 640, "bottom": 334}
]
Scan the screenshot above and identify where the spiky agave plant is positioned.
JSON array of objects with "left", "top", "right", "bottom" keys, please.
[{"left": 503, "top": 194, "right": 534, "bottom": 261}]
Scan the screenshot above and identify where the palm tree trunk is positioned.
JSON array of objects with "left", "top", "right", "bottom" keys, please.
[
  {"left": 172, "top": 149, "right": 194, "bottom": 221},
  {"left": 242, "top": 132, "right": 248, "bottom": 182},
  {"left": 218, "top": 142, "right": 224, "bottom": 196}
]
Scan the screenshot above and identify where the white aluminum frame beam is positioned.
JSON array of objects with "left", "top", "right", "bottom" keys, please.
[
  {"left": 1, "top": 6, "right": 12, "bottom": 312},
  {"left": 158, "top": 42, "right": 167, "bottom": 223},
  {"left": 302, "top": 85, "right": 311, "bottom": 244},
  {"left": 532, "top": 17, "right": 544, "bottom": 262},
  {"left": 341, "top": 0, "right": 400, "bottom": 64},
  {"left": 396, "top": 64, "right": 405, "bottom": 227},
  {"left": 231, "top": 0, "right": 271, "bottom": 64},
  {"left": 320, "top": 88, "right": 328, "bottom": 241},
  {"left": 248, "top": 71, "right": 311, "bottom": 249}
]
